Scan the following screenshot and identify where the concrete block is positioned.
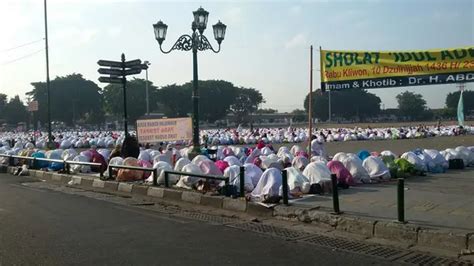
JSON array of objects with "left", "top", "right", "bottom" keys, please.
[
  {"left": 374, "top": 221, "right": 418, "bottom": 244},
  {"left": 417, "top": 229, "right": 467, "bottom": 252},
  {"left": 92, "top": 179, "right": 106, "bottom": 188},
  {"left": 337, "top": 217, "right": 375, "bottom": 237},
  {"left": 70, "top": 176, "right": 82, "bottom": 185},
  {"left": 80, "top": 178, "right": 93, "bottom": 187},
  {"left": 223, "top": 198, "right": 247, "bottom": 212},
  {"left": 469, "top": 234, "right": 474, "bottom": 251},
  {"left": 35, "top": 170, "right": 44, "bottom": 178},
  {"left": 43, "top": 172, "right": 53, "bottom": 180},
  {"left": 162, "top": 188, "right": 182, "bottom": 201},
  {"left": 147, "top": 187, "right": 164, "bottom": 198},
  {"left": 118, "top": 183, "right": 133, "bottom": 193},
  {"left": 200, "top": 195, "right": 224, "bottom": 208},
  {"left": 0, "top": 165, "right": 8, "bottom": 173},
  {"left": 51, "top": 173, "right": 62, "bottom": 182},
  {"left": 7, "top": 166, "right": 16, "bottom": 174},
  {"left": 273, "top": 205, "right": 308, "bottom": 220},
  {"left": 181, "top": 191, "right": 202, "bottom": 204},
  {"left": 132, "top": 185, "right": 149, "bottom": 195},
  {"left": 104, "top": 181, "right": 119, "bottom": 191},
  {"left": 60, "top": 174, "right": 71, "bottom": 183},
  {"left": 246, "top": 202, "right": 274, "bottom": 217},
  {"left": 307, "top": 209, "right": 340, "bottom": 228}
]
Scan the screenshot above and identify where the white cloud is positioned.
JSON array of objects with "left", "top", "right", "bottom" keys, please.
[{"left": 285, "top": 33, "right": 308, "bottom": 49}]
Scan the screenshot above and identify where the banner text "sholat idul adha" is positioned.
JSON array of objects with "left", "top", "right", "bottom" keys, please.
[{"left": 320, "top": 47, "right": 474, "bottom": 90}]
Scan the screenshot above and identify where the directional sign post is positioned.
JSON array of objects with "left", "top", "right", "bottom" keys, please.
[{"left": 97, "top": 53, "right": 144, "bottom": 136}]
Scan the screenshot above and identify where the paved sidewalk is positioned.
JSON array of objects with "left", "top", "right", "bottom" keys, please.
[{"left": 292, "top": 168, "right": 474, "bottom": 231}]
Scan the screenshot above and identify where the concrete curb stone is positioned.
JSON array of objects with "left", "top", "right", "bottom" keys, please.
[
  {"left": 70, "top": 176, "right": 82, "bottom": 185},
  {"left": 80, "top": 178, "right": 93, "bottom": 187},
  {"left": 132, "top": 185, "right": 149, "bottom": 195},
  {"left": 60, "top": 174, "right": 72, "bottom": 183},
  {"left": 35, "top": 170, "right": 44, "bottom": 178},
  {"left": 418, "top": 229, "right": 468, "bottom": 252},
  {"left": 0, "top": 165, "right": 7, "bottom": 173},
  {"left": 374, "top": 221, "right": 418, "bottom": 244},
  {"left": 468, "top": 233, "right": 474, "bottom": 251},
  {"left": 162, "top": 188, "right": 182, "bottom": 201},
  {"left": 43, "top": 172, "right": 53, "bottom": 180},
  {"left": 51, "top": 173, "right": 62, "bottom": 182},
  {"left": 181, "top": 191, "right": 202, "bottom": 204},
  {"left": 274, "top": 205, "right": 310, "bottom": 221},
  {"left": 147, "top": 187, "right": 164, "bottom": 198},
  {"left": 92, "top": 179, "right": 106, "bottom": 188},
  {"left": 246, "top": 202, "right": 273, "bottom": 217},
  {"left": 223, "top": 198, "right": 247, "bottom": 212},
  {"left": 306, "top": 209, "right": 340, "bottom": 228},
  {"left": 336, "top": 216, "right": 376, "bottom": 238},
  {"left": 118, "top": 183, "right": 133, "bottom": 193},
  {"left": 200, "top": 195, "right": 224, "bottom": 208},
  {"left": 7, "top": 166, "right": 15, "bottom": 174},
  {"left": 104, "top": 181, "right": 119, "bottom": 191}
]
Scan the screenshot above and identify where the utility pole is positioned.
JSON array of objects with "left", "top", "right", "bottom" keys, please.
[
  {"left": 44, "top": 0, "right": 53, "bottom": 148},
  {"left": 308, "top": 45, "right": 313, "bottom": 156}
]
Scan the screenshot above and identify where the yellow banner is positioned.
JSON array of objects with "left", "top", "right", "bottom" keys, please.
[
  {"left": 136, "top": 117, "right": 192, "bottom": 143},
  {"left": 320, "top": 47, "right": 474, "bottom": 90}
]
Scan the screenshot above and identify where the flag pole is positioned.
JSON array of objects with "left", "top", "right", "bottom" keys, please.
[{"left": 308, "top": 45, "right": 313, "bottom": 156}]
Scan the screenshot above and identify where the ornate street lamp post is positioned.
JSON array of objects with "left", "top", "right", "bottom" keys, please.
[{"left": 153, "top": 7, "right": 226, "bottom": 154}]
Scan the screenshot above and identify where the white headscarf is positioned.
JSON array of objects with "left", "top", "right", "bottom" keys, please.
[{"left": 250, "top": 168, "right": 283, "bottom": 201}]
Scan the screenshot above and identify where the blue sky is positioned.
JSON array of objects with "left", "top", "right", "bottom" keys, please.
[{"left": 0, "top": 0, "right": 473, "bottom": 112}]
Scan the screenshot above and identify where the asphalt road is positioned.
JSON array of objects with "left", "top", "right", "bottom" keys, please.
[{"left": 0, "top": 173, "right": 395, "bottom": 266}]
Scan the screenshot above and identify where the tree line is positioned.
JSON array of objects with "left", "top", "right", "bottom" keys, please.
[
  {"left": 2, "top": 73, "right": 472, "bottom": 127},
  {"left": 23, "top": 74, "right": 264, "bottom": 126}
]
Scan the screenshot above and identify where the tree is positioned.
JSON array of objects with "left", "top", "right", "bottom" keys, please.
[
  {"left": 156, "top": 80, "right": 263, "bottom": 123},
  {"left": 181, "top": 80, "right": 239, "bottom": 123},
  {"left": 445, "top": 90, "right": 474, "bottom": 115},
  {"left": 291, "top": 109, "right": 307, "bottom": 122},
  {"left": 4, "top": 95, "right": 29, "bottom": 124},
  {"left": 156, "top": 84, "right": 191, "bottom": 118},
  {"left": 304, "top": 89, "right": 381, "bottom": 121},
  {"left": 229, "top": 88, "right": 264, "bottom": 124},
  {"left": 257, "top": 108, "right": 278, "bottom": 114},
  {"left": 0, "top": 93, "right": 7, "bottom": 120},
  {"left": 396, "top": 91, "right": 427, "bottom": 120},
  {"left": 103, "top": 78, "right": 159, "bottom": 123},
  {"left": 27, "top": 74, "right": 104, "bottom": 125}
]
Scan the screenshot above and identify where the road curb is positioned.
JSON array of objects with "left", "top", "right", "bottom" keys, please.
[
  {"left": 417, "top": 229, "right": 468, "bottom": 252},
  {"left": 118, "top": 183, "right": 133, "bottom": 193},
  {"left": 374, "top": 221, "right": 418, "bottom": 244},
  {"left": 181, "top": 191, "right": 202, "bottom": 204},
  {"left": 200, "top": 195, "right": 224, "bottom": 208},
  {"left": 468, "top": 233, "right": 474, "bottom": 251},
  {"left": 147, "top": 187, "right": 164, "bottom": 198},
  {"left": 337, "top": 216, "right": 376, "bottom": 238},
  {"left": 223, "top": 198, "right": 247, "bottom": 212},
  {"left": 131, "top": 185, "right": 149, "bottom": 195}
]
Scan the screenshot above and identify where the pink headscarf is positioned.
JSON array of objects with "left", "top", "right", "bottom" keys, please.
[
  {"left": 296, "top": 151, "right": 309, "bottom": 159},
  {"left": 137, "top": 160, "right": 153, "bottom": 178},
  {"left": 253, "top": 157, "right": 262, "bottom": 168},
  {"left": 327, "top": 160, "right": 354, "bottom": 186},
  {"left": 257, "top": 140, "right": 265, "bottom": 150},
  {"left": 199, "top": 160, "right": 223, "bottom": 175},
  {"left": 215, "top": 160, "right": 229, "bottom": 173},
  {"left": 222, "top": 147, "right": 235, "bottom": 157}
]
